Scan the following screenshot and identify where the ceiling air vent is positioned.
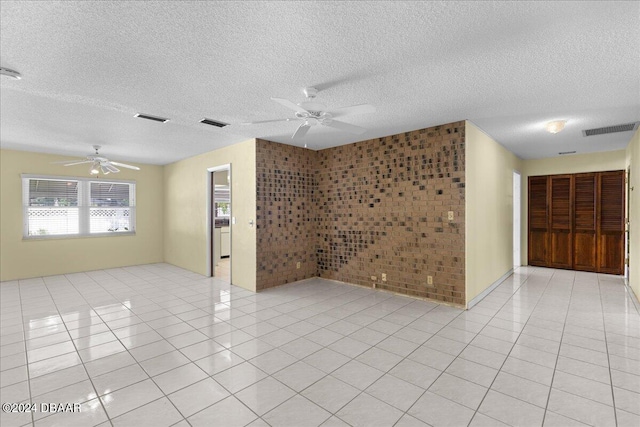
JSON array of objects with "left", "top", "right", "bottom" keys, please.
[
  {"left": 199, "top": 118, "right": 229, "bottom": 128},
  {"left": 559, "top": 151, "right": 576, "bottom": 155},
  {"left": 582, "top": 122, "right": 639, "bottom": 137},
  {"left": 134, "top": 113, "right": 169, "bottom": 123}
]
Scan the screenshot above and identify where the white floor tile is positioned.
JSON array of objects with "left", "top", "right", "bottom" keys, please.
[
  {"left": 262, "top": 395, "right": 331, "bottom": 427},
  {"left": 188, "top": 396, "right": 257, "bottom": 427},
  {"left": 3, "top": 264, "right": 639, "bottom": 427},
  {"left": 235, "top": 377, "right": 296, "bottom": 416},
  {"left": 336, "top": 393, "right": 403, "bottom": 427}
]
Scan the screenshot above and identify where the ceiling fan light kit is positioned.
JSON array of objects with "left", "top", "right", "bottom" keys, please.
[{"left": 242, "top": 87, "right": 375, "bottom": 140}]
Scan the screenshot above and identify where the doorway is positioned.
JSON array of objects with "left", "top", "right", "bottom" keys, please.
[
  {"left": 513, "top": 171, "right": 521, "bottom": 267},
  {"left": 210, "top": 166, "right": 231, "bottom": 283}
]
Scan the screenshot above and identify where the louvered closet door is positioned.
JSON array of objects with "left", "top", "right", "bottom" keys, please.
[
  {"left": 573, "top": 173, "right": 597, "bottom": 271},
  {"left": 528, "top": 176, "right": 548, "bottom": 266},
  {"left": 598, "top": 171, "right": 625, "bottom": 274},
  {"left": 549, "top": 175, "right": 573, "bottom": 269}
]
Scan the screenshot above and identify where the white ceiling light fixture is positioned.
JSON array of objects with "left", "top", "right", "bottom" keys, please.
[
  {"left": 90, "top": 161, "right": 100, "bottom": 175},
  {"left": 546, "top": 120, "right": 567, "bottom": 134}
]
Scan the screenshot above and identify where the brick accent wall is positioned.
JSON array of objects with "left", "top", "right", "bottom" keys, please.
[
  {"left": 256, "top": 121, "right": 466, "bottom": 305},
  {"left": 316, "top": 122, "right": 465, "bottom": 305},
  {"left": 256, "top": 139, "right": 318, "bottom": 290}
]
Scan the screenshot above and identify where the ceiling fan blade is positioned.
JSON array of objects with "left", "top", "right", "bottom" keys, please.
[
  {"left": 271, "top": 97, "right": 309, "bottom": 114},
  {"left": 240, "top": 118, "right": 298, "bottom": 125},
  {"left": 328, "top": 104, "right": 376, "bottom": 117},
  {"left": 100, "top": 165, "right": 111, "bottom": 175},
  {"left": 323, "top": 119, "right": 367, "bottom": 135},
  {"left": 105, "top": 164, "right": 120, "bottom": 173},
  {"left": 50, "top": 159, "right": 85, "bottom": 164},
  {"left": 51, "top": 160, "right": 93, "bottom": 166},
  {"left": 292, "top": 122, "right": 311, "bottom": 139},
  {"left": 109, "top": 161, "right": 140, "bottom": 171}
]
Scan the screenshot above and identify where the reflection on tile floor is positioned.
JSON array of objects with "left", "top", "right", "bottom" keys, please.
[
  {"left": 215, "top": 258, "right": 230, "bottom": 283},
  {"left": 1, "top": 265, "right": 639, "bottom": 426}
]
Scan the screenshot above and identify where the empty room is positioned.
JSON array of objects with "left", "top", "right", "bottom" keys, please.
[{"left": 1, "top": 1, "right": 639, "bottom": 427}]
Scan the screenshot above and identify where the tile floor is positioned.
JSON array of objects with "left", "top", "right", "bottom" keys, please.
[
  {"left": 215, "top": 258, "right": 231, "bottom": 283},
  {"left": 1, "top": 264, "right": 639, "bottom": 427}
]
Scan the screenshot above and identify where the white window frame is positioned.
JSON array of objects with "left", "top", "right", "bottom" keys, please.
[{"left": 22, "top": 174, "right": 136, "bottom": 240}]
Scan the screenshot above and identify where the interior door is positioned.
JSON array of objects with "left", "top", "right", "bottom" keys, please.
[
  {"left": 549, "top": 175, "right": 573, "bottom": 269},
  {"left": 598, "top": 171, "right": 625, "bottom": 274},
  {"left": 573, "top": 173, "right": 597, "bottom": 271},
  {"left": 528, "top": 176, "right": 548, "bottom": 266}
]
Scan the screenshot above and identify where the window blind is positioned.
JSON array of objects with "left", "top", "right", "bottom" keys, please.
[{"left": 89, "top": 181, "right": 134, "bottom": 233}]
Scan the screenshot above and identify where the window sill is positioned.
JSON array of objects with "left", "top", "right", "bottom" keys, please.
[{"left": 23, "top": 232, "right": 136, "bottom": 241}]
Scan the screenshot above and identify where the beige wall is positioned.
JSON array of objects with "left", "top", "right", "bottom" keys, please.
[
  {"left": 626, "top": 130, "right": 640, "bottom": 301},
  {"left": 465, "top": 121, "right": 523, "bottom": 306},
  {"left": 523, "top": 149, "right": 626, "bottom": 175},
  {"left": 521, "top": 149, "right": 627, "bottom": 265},
  {"left": 163, "top": 139, "right": 257, "bottom": 291},
  {"left": 0, "top": 149, "right": 164, "bottom": 281}
]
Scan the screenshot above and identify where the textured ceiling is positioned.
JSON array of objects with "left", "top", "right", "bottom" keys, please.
[{"left": 1, "top": 1, "right": 638, "bottom": 165}]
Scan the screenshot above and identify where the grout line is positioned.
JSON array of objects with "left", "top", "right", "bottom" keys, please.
[
  {"left": 53, "top": 271, "right": 197, "bottom": 425},
  {"left": 71, "top": 272, "right": 232, "bottom": 426},
  {"left": 30, "top": 277, "right": 114, "bottom": 427},
  {"left": 539, "top": 271, "right": 576, "bottom": 426},
  {"left": 597, "top": 274, "right": 619, "bottom": 427},
  {"left": 464, "top": 267, "right": 557, "bottom": 426},
  {"left": 15, "top": 280, "right": 35, "bottom": 427},
  {"left": 8, "top": 265, "right": 638, "bottom": 427}
]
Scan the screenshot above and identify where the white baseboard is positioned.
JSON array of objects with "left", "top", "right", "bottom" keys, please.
[{"left": 466, "top": 269, "right": 514, "bottom": 309}]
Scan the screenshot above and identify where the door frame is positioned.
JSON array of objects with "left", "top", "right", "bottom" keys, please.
[
  {"left": 206, "top": 164, "right": 232, "bottom": 279},
  {"left": 626, "top": 166, "right": 631, "bottom": 280},
  {"left": 513, "top": 170, "right": 521, "bottom": 267}
]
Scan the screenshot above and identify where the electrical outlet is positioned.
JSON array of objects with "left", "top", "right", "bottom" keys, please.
[
  {"left": 381, "top": 273, "right": 387, "bottom": 282},
  {"left": 371, "top": 275, "right": 377, "bottom": 281},
  {"left": 296, "top": 262, "right": 301, "bottom": 269},
  {"left": 427, "top": 275, "right": 433, "bottom": 285},
  {"left": 448, "top": 211, "right": 454, "bottom": 221}
]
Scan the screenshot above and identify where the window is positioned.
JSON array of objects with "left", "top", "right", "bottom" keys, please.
[{"left": 22, "top": 175, "right": 136, "bottom": 238}]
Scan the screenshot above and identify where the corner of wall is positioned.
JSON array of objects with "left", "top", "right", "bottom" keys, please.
[
  {"left": 626, "top": 129, "right": 640, "bottom": 302},
  {"left": 464, "top": 121, "right": 521, "bottom": 308},
  {"left": 255, "top": 139, "right": 319, "bottom": 291},
  {"left": 0, "top": 149, "right": 165, "bottom": 281},
  {"left": 162, "top": 139, "right": 257, "bottom": 292}
]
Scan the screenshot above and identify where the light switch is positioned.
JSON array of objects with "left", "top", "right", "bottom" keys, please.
[
  {"left": 232, "top": 217, "right": 236, "bottom": 224},
  {"left": 447, "top": 211, "right": 454, "bottom": 221}
]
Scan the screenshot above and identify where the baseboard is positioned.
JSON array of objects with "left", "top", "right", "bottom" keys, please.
[{"left": 466, "top": 268, "right": 514, "bottom": 310}]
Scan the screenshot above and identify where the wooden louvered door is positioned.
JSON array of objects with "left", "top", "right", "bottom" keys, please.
[
  {"left": 573, "top": 173, "right": 597, "bottom": 271},
  {"left": 598, "top": 171, "right": 625, "bottom": 274},
  {"left": 528, "top": 176, "right": 548, "bottom": 266},
  {"left": 528, "top": 171, "right": 625, "bottom": 274},
  {"left": 549, "top": 175, "right": 573, "bottom": 269}
]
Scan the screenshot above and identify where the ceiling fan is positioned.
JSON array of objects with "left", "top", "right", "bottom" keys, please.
[
  {"left": 52, "top": 145, "right": 140, "bottom": 175},
  {"left": 241, "top": 87, "right": 375, "bottom": 139}
]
